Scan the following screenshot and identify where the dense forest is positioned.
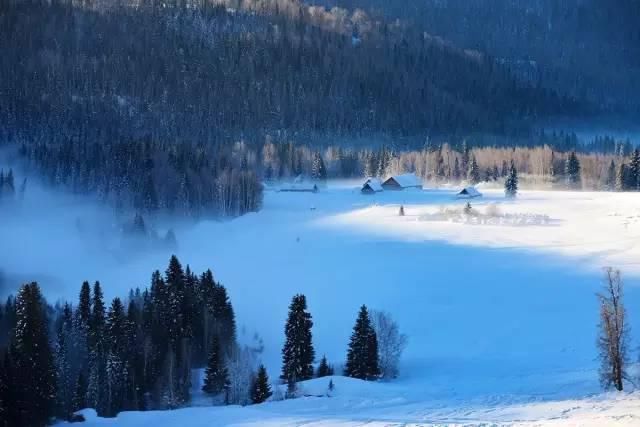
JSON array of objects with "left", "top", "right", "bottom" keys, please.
[
  {"left": 316, "top": 0, "right": 640, "bottom": 114},
  {"left": 0, "top": 255, "right": 404, "bottom": 425}
]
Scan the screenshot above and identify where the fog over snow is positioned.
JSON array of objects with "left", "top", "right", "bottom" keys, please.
[{"left": 3, "top": 167, "right": 640, "bottom": 424}]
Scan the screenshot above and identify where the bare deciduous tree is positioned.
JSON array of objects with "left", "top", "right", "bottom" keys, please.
[
  {"left": 597, "top": 267, "right": 630, "bottom": 391},
  {"left": 370, "top": 310, "right": 407, "bottom": 380}
]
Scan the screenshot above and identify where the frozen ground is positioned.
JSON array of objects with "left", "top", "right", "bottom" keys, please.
[{"left": 8, "top": 182, "right": 640, "bottom": 425}]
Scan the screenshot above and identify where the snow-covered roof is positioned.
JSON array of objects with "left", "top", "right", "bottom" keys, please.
[
  {"left": 386, "top": 173, "right": 422, "bottom": 188},
  {"left": 362, "top": 178, "right": 383, "bottom": 192},
  {"left": 457, "top": 186, "right": 482, "bottom": 198}
]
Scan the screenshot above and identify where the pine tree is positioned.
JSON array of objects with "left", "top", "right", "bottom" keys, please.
[
  {"left": 55, "top": 303, "right": 75, "bottom": 420},
  {"left": 565, "top": 152, "right": 581, "bottom": 189},
  {"left": 11, "top": 282, "right": 56, "bottom": 427},
  {"left": 202, "top": 336, "right": 229, "bottom": 397},
  {"left": 105, "top": 298, "right": 127, "bottom": 417},
  {"left": 281, "top": 294, "right": 315, "bottom": 384},
  {"left": 72, "top": 372, "right": 87, "bottom": 412},
  {"left": 0, "top": 350, "right": 18, "bottom": 427},
  {"left": 316, "top": 355, "right": 333, "bottom": 378},
  {"left": 311, "top": 152, "right": 327, "bottom": 181},
  {"left": 461, "top": 141, "right": 470, "bottom": 173},
  {"left": 87, "top": 281, "right": 107, "bottom": 415},
  {"left": 504, "top": 160, "right": 518, "bottom": 198},
  {"left": 616, "top": 163, "right": 627, "bottom": 191},
  {"left": 467, "top": 155, "right": 480, "bottom": 185},
  {"left": 344, "top": 305, "right": 380, "bottom": 381},
  {"left": 250, "top": 365, "right": 272, "bottom": 404},
  {"left": 629, "top": 149, "right": 640, "bottom": 190},
  {"left": 606, "top": 160, "right": 616, "bottom": 190}
]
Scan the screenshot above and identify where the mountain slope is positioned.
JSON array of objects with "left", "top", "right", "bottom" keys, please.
[{"left": 0, "top": 0, "right": 578, "bottom": 144}]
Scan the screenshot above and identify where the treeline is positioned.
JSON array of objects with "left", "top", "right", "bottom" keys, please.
[
  {"left": 259, "top": 138, "right": 640, "bottom": 191},
  {"left": 0, "top": 257, "right": 407, "bottom": 425},
  {"left": 18, "top": 139, "right": 263, "bottom": 218}
]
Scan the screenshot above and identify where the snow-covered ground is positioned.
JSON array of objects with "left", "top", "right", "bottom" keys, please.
[{"left": 13, "top": 182, "right": 640, "bottom": 425}]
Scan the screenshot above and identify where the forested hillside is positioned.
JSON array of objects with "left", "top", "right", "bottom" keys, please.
[
  {"left": 317, "top": 0, "right": 640, "bottom": 114},
  {"left": 0, "top": 0, "right": 576, "bottom": 140}
]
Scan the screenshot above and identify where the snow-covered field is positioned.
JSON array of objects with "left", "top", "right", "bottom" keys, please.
[{"left": 11, "top": 182, "right": 640, "bottom": 425}]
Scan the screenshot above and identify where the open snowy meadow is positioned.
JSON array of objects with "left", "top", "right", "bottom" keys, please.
[{"left": 5, "top": 182, "right": 640, "bottom": 425}]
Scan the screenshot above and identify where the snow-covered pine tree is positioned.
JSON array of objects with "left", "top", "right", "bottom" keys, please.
[
  {"left": 616, "top": 163, "right": 627, "bottom": 191},
  {"left": 628, "top": 149, "right": 640, "bottom": 190},
  {"left": 467, "top": 155, "right": 480, "bottom": 185},
  {"left": 504, "top": 160, "right": 518, "bottom": 199},
  {"left": 316, "top": 355, "right": 333, "bottom": 378},
  {"left": 565, "top": 152, "right": 581, "bottom": 189},
  {"left": 87, "top": 281, "right": 107, "bottom": 415},
  {"left": 281, "top": 294, "right": 315, "bottom": 384},
  {"left": 344, "top": 305, "right": 380, "bottom": 381},
  {"left": 72, "top": 372, "right": 87, "bottom": 412},
  {"left": 202, "top": 335, "right": 229, "bottom": 398},
  {"left": 105, "top": 297, "right": 127, "bottom": 417},
  {"left": 250, "top": 364, "right": 272, "bottom": 404},
  {"left": 163, "top": 255, "right": 191, "bottom": 406},
  {"left": 10, "top": 282, "right": 56, "bottom": 427},
  {"left": 606, "top": 160, "right": 616, "bottom": 191},
  {"left": 55, "top": 303, "right": 75, "bottom": 420},
  {"left": 75, "top": 281, "right": 91, "bottom": 376},
  {"left": 461, "top": 141, "right": 470, "bottom": 173},
  {"left": 311, "top": 152, "right": 327, "bottom": 181}
]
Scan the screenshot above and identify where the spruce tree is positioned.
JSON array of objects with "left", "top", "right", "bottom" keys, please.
[
  {"left": 504, "top": 160, "right": 518, "bottom": 198},
  {"left": 72, "top": 372, "right": 87, "bottom": 412},
  {"left": 616, "top": 163, "right": 627, "bottom": 191},
  {"left": 606, "top": 160, "right": 616, "bottom": 191},
  {"left": 344, "top": 305, "right": 380, "bottom": 381},
  {"left": 565, "top": 152, "right": 581, "bottom": 189},
  {"left": 467, "top": 155, "right": 480, "bottom": 184},
  {"left": 11, "top": 282, "right": 56, "bottom": 426},
  {"left": 316, "top": 355, "right": 333, "bottom": 378},
  {"left": 281, "top": 294, "right": 315, "bottom": 384},
  {"left": 105, "top": 298, "right": 127, "bottom": 417},
  {"left": 202, "top": 336, "right": 229, "bottom": 397},
  {"left": 629, "top": 149, "right": 640, "bottom": 190},
  {"left": 250, "top": 365, "right": 272, "bottom": 404},
  {"left": 88, "top": 281, "right": 107, "bottom": 415},
  {"left": 55, "top": 303, "right": 75, "bottom": 420}
]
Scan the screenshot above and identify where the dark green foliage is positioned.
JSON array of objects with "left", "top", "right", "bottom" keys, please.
[
  {"left": 504, "top": 160, "right": 518, "bottom": 198},
  {"left": 316, "top": 355, "right": 334, "bottom": 378},
  {"left": 467, "top": 155, "right": 481, "bottom": 185},
  {"left": 344, "top": 305, "right": 380, "bottom": 381},
  {"left": 202, "top": 336, "right": 229, "bottom": 397},
  {"left": 281, "top": 294, "right": 315, "bottom": 383},
  {"left": 10, "top": 282, "right": 56, "bottom": 427},
  {"left": 250, "top": 365, "right": 272, "bottom": 404},
  {"left": 105, "top": 298, "right": 128, "bottom": 417},
  {"left": 0, "top": 256, "right": 239, "bottom": 420},
  {"left": 628, "top": 149, "right": 640, "bottom": 191},
  {"left": 565, "top": 152, "right": 582, "bottom": 189},
  {"left": 55, "top": 303, "right": 74, "bottom": 420},
  {"left": 605, "top": 160, "right": 616, "bottom": 190}
]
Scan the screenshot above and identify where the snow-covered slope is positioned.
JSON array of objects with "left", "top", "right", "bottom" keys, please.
[
  {"left": 75, "top": 376, "right": 640, "bottom": 426},
  {"left": 35, "top": 182, "right": 640, "bottom": 425}
]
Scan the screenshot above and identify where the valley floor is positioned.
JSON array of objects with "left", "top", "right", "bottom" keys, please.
[{"left": 45, "top": 182, "right": 640, "bottom": 425}]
